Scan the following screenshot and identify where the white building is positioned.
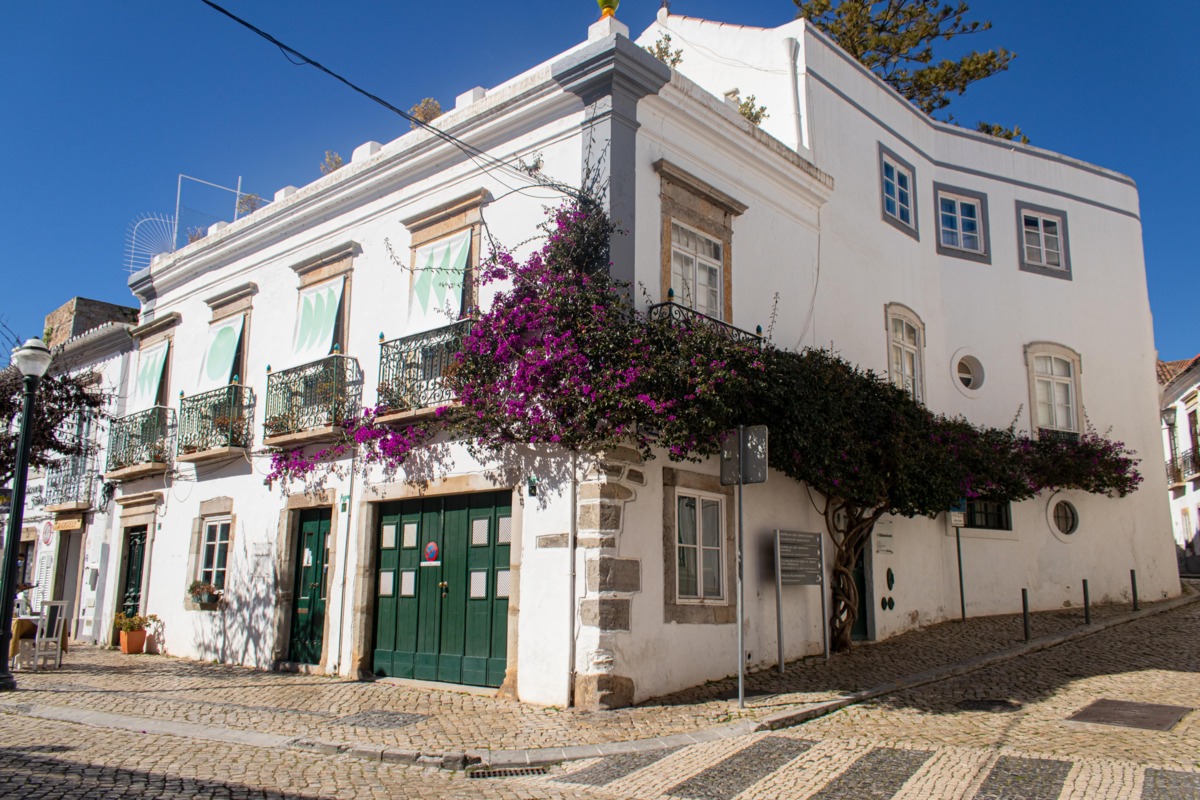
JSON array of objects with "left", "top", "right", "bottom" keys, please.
[
  {"left": 1158, "top": 355, "right": 1200, "bottom": 549},
  {"left": 97, "top": 10, "right": 1177, "bottom": 708},
  {"left": 21, "top": 298, "right": 138, "bottom": 643}
]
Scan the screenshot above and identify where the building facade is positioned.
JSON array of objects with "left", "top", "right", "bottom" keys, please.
[
  {"left": 95, "top": 11, "right": 1176, "bottom": 708},
  {"left": 1158, "top": 356, "right": 1200, "bottom": 550}
]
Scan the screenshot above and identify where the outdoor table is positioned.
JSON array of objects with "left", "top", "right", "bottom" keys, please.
[{"left": 8, "top": 614, "right": 68, "bottom": 659}]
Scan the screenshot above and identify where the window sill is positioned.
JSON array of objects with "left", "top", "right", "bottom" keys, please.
[
  {"left": 104, "top": 462, "right": 169, "bottom": 483},
  {"left": 177, "top": 446, "right": 249, "bottom": 465},
  {"left": 263, "top": 426, "right": 339, "bottom": 449}
]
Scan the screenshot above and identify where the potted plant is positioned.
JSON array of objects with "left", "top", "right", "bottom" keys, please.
[
  {"left": 114, "top": 612, "right": 158, "bottom": 654},
  {"left": 188, "top": 580, "right": 222, "bottom": 606}
]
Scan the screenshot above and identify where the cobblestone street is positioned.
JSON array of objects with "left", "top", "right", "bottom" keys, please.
[{"left": 2, "top": 593, "right": 1199, "bottom": 798}]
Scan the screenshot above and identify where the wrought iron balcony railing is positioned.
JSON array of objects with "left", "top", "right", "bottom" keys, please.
[
  {"left": 647, "top": 301, "right": 762, "bottom": 346},
  {"left": 1166, "top": 448, "right": 1200, "bottom": 484},
  {"left": 106, "top": 406, "right": 175, "bottom": 472},
  {"left": 1037, "top": 427, "right": 1081, "bottom": 443},
  {"left": 378, "top": 320, "right": 470, "bottom": 413},
  {"left": 45, "top": 450, "right": 97, "bottom": 508},
  {"left": 264, "top": 354, "right": 362, "bottom": 439},
  {"left": 178, "top": 384, "right": 255, "bottom": 455}
]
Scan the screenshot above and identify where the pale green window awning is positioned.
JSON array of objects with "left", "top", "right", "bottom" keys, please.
[
  {"left": 292, "top": 277, "right": 345, "bottom": 365},
  {"left": 129, "top": 340, "right": 170, "bottom": 412},
  {"left": 197, "top": 313, "right": 244, "bottom": 392},
  {"left": 408, "top": 229, "right": 470, "bottom": 334}
]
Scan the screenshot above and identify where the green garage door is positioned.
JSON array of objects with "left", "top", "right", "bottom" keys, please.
[{"left": 372, "top": 491, "right": 511, "bottom": 687}]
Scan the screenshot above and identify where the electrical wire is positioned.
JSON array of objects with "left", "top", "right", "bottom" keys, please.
[{"left": 198, "top": 0, "right": 582, "bottom": 203}]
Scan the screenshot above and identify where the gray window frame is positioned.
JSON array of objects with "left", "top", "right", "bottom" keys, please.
[
  {"left": 878, "top": 143, "right": 919, "bottom": 240},
  {"left": 1016, "top": 202, "right": 1072, "bottom": 280},
  {"left": 934, "top": 183, "right": 991, "bottom": 264}
]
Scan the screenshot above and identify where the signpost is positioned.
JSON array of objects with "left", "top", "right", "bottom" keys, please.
[
  {"left": 950, "top": 499, "right": 967, "bottom": 622},
  {"left": 720, "top": 425, "right": 767, "bottom": 709},
  {"left": 774, "top": 530, "right": 827, "bottom": 674}
]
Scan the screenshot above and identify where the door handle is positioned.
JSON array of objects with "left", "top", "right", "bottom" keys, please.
[{"left": 438, "top": 580, "right": 448, "bottom": 599}]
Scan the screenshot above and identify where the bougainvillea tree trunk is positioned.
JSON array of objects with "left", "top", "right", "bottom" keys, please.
[{"left": 825, "top": 500, "right": 882, "bottom": 653}]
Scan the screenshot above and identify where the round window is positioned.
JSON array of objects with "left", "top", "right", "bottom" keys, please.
[
  {"left": 1052, "top": 500, "right": 1078, "bottom": 535},
  {"left": 956, "top": 355, "right": 984, "bottom": 390}
]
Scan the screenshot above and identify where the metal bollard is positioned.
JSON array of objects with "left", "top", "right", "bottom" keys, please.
[
  {"left": 1083, "top": 579, "right": 1091, "bottom": 625},
  {"left": 1021, "top": 588, "right": 1031, "bottom": 642},
  {"left": 1130, "top": 569, "right": 1139, "bottom": 612}
]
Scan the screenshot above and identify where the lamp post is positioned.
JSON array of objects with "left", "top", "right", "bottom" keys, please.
[{"left": 0, "top": 338, "right": 53, "bottom": 691}]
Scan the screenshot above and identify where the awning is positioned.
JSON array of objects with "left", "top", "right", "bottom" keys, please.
[
  {"left": 292, "top": 277, "right": 344, "bottom": 365},
  {"left": 129, "top": 340, "right": 170, "bottom": 412},
  {"left": 408, "top": 229, "right": 470, "bottom": 334},
  {"left": 197, "top": 313, "right": 244, "bottom": 391}
]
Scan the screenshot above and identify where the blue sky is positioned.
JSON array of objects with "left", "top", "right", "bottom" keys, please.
[{"left": 2, "top": 1, "right": 1196, "bottom": 359}]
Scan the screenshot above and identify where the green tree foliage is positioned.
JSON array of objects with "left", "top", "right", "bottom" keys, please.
[
  {"left": 408, "top": 98, "right": 443, "bottom": 129},
  {"left": 738, "top": 95, "right": 769, "bottom": 125},
  {"left": 794, "top": 0, "right": 1015, "bottom": 117},
  {"left": 646, "top": 33, "right": 684, "bottom": 68},
  {"left": 0, "top": 367, "right": 107, "bottom": 487},
  {"left": 976, "top": 121, "right": 1029, "bottom": 144}
]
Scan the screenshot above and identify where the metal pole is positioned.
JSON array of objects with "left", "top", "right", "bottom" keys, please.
[
  {"left": 1130, "top": 569, "right": 1139, "bottom": 612},
  {"left": 0, "top": 374, "right": 42, "bottom": 691},
  {"left": 820, "top": 535, "right": 829, "bottom": 661},
  {"left": 1083, "top": 579, "right": 1091, "bottom": 625},
  {"left": 736, "top": 424, "right": 746, "bottom": 710},
  {"left": 955, "top": 527, "right": 966, "bottom": 622},
  {"left": 1021, "top": 589, "right": 1031, "bottom": 642},
  {"left": 775, "top": 532, "right": 784, "bottom": 675}
]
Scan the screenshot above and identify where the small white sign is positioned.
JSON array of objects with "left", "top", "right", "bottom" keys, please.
[
  {"left": 949, "top": 511, "right": 966, "bottom": 528},
  {"left": 303, "top": 547, "right": 313, "bottom": 567}
]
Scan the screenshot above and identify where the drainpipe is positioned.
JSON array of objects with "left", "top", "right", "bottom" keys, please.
[
  {"left": 566, "top": 450, "right": 578, "bottom": 707},
  {"left": 784, "top": 37, "right": 804, "bottom": 151},
  {"left": 331, "top": 448, "right": 357, "bottom": 676}
]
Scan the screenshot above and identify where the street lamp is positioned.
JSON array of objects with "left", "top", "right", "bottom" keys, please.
[{"left": 0, "top": 338, "right": 53, "bottom": 691}]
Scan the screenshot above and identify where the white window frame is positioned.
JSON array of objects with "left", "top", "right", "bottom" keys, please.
[
  {"left": 1025, "top": 342, "right": 1084, "bottom": 437},
  {"left": 934, "top": 183, "right": 990, "bottom": 263},
  {"left": 879, "top": 144, "right": 918, "bottom": 238},
  {"left": 675, "top": 489, "right": 725, "bottom": 603},
  {"left": 670, "top": 221, "right": 724, "bottom": 321},
  {"left": 199, "top": 517, "right": 231, "bottom": 590},
  {"left": 1016, "top": 202, "right": 1072, "bottom": 280},
  {"left": 885, "top": 303, "right": 925, "bottom": 403}
]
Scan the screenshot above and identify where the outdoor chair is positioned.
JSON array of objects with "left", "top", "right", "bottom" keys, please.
[{"left": 16, "top": 601, "right": 67, "bottom": 671}]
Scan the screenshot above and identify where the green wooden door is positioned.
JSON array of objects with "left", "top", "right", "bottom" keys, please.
[
  {"left": 289, "top": 508, "right": 331, "bottom": 664},
  {"left": 851, "top": 544, "right": 869, "bottom": 641},
  {"left": 372, "top": 491, "right": 511, "bottom": 687},
  {"left": 120, "top": 527, "right": 147, "bottom": 617}
]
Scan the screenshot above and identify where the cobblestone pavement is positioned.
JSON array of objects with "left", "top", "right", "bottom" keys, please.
[{"left": 3, "top": 595, "right": 1199, "bottom": 798}]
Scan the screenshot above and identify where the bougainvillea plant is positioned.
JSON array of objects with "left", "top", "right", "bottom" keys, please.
[{"left": 267, "top": 197, "right": 1142, "bottom": 651}]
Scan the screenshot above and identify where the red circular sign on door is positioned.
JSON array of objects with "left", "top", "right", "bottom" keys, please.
[
  {"left": 41, "top": 522, "right": 54, "bottom": 546},
  {"left": 423, "top": 541, "right": 439, "bottom": 562}
]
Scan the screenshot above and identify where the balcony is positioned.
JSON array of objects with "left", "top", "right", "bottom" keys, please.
[
  {"left": 1166, "top": 448, "right": 1200, "bottom": 487},
  {"left": 105, "top": 406, "right": 175, "bottom": 482},
  {"left": 45, "top": 450, "right": 97, "bottom": 512},
  {"left": 1037, "top": 428, "right": 1081, "bottom": 444},
  {"left": 178, "top": 384, "right": 255, "bottom": 464},
  {"left": 647, "top": 301, "right": 763, "bottom": 345},
  {"left": 263, "top": 354, "right": 362, "bottom": 447},
  {"left": 377, "top": 320, "right": 470, "bottom": 423}
]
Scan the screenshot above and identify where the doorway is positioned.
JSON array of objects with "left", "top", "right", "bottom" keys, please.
[
  {"left": 288, "top": 508, "right": 331, "bottom": 665},
  {"left": 119, "top": 526, "right": 147, "bottom": 617},
  {"left": 372, "top": 491, "right": 511, "bottom": 687}
]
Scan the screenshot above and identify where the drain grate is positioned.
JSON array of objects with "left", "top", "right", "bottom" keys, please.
[
  {"left": 1069, "top": 699, "right": 1192, "bottom": 731},
  {"left": 468, "top": 766, "right": 548, "bottom": 780},
  {"left": 957, "top": 698, "right": 1023, "bottom": 712},
  {"left": 333, "top": 711, "right": 427, "bottom": 729}
]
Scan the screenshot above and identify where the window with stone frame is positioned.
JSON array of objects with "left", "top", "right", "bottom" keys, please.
[
  {"left": 200, "top": 517, "right": 231, "bottom": 590},
  {"left": 1024, "top": 342, "right": 1084, "bottom": 439},
  {"left": 1016, "top": 202, "right": 1072, "bottom": 280},
  {"left": 885, "top": 303, "right": 925, "bottom": 403},
  {"left": 399, "top": 188, "right": 488, "bottom": 332},
  {"left": 655, "top": 160, "right": 746, "bottom": 323},
  {"left": 662, "top": 467, "right": 736, "bottom": 624}
]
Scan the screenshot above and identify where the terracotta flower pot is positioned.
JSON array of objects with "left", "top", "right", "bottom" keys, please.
[{"left": 120, "top": 629, "right": 146, "bottom": 655}]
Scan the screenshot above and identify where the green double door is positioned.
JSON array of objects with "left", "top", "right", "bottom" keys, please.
[
  {"left": 289, "top": 509, "right": 331, "bottom": 665},
  {"left": 372, "top": 492, "right": 511, "bottom": 687},
  {"left": 120, "top": 527, "right": 147, "bottom": 617}
]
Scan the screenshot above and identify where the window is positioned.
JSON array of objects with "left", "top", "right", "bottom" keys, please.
[
  {"left": 671, "top": 223, "right": 723, "bottom": 320},
  {"left": 934, "top": 184, "right": 990, "bottom": 263},
  {"left": 200, "top": 518, "right": 231, "bottom": 590},
  {"left": 1052, "top": 501, "right": 1078, "bottom": 535},
  {"left": 886, "top": 304, "right": 925, "bottom": 402},
  {"left": 655, "top": 159, "right": 746, "bottom": 323},
  {"left": 879, "top": 144, "right": 918, "bottom": 238},
  {"left": 676, "top": 491, "right": 724, "bottom": 600},
  {"left": 1016, "top": 203, "right": 1071, "bottom": 280},
  {"left": 1026, "top": 343, "right": 1082, "bottom": 438},
  {"left": 966, "top": 500, "right": 1011, "bottom": 531}
]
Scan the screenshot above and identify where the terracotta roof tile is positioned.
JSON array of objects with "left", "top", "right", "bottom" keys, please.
[{"left": 1159, "top": 355, "right": 1200, "bottom": 385}]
